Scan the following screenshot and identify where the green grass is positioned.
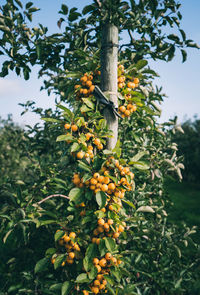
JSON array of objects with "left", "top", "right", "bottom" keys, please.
[{"left": 164, "top": 178, "right": 200, "bottom": 243}]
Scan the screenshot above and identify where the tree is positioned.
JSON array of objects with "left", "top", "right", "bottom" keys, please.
[{"left": 0, "top": 1, "right": 199, "bottom": 294}]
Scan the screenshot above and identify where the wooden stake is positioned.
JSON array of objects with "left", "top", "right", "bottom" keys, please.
[{"left": 101, "top": 23, "right": 118, "bottom": 150}]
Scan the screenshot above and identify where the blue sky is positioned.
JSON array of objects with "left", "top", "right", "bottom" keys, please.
[{"left": 0, "top": 0, "right": 200, "bottom": 126}]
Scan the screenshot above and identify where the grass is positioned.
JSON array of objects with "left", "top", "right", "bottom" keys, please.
[{"left": 164, "top": 178, "right": 200, "bottom": 243}]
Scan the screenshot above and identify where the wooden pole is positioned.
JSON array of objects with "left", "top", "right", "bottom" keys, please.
[{"left": 100, "top": 23, "right": 118, "bottom": 150}]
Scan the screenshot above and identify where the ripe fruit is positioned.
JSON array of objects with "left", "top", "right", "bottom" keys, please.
[
  {"left": 90, "top": 178, "right": 98, "bottom": 185},
  {"left": 119, "top": 105, "right": 126, "bottom": 113},
  {"left": 71, "top": 124, "right": 78, "bottom": 132},
  {"left": 97, "top": 274, "right": 103, "bottom": 281},
  {"left": 68, "top": 252, "right": 75, "bottom": 259},
  {"left": 99, "top": 284, "right": 105, "bottom": 290},
  {"left": 108, "top": 205, "right": 114, "bottom": 211},
  {"left": 113, "top": 232, "right": 120, "bottom": 239},
  {"left": 93, "top": 172, "right": 100, "bottom": 179},
  {"left": 80, "top": 76, "right": 87, "bottom": 83},
  {"left": 94, "top": 280, "right": 101, "bottom": 286},
  {"left": 93, "top": 258, "right": 99, "bottom": 265},
  {"left": 83, "top": 290, "right": 89, "bottom": 295},
  {"left": 95, "top": 265, "right": 102, "bottom": 273},
  {"left": 64, "top": 235, "right": 71, "bottom": 243},
  {"left": 69, "top": 232, "right": 76, "bottom": 239},
  {"left": 86, "top": 80, "right": 92, "bottom": 87},
  {"left": 77, "top": 151, "right": 84, "bottom": 159},
  {"left": 91, "top": 287, "right": 99, "bottom": 294},
  {"left": 118, "top": 224, "right": 124, "bottom": 232},
  {"left": 108, "top": 183, "right": 115, "bottom": 191},
  {"left": 134, "top": 77, "right": 139, "bottom": 84},
  {"left": 94, "top": 138, "right": 101, "bottom": 145},
  {"left": 103, "top": 223, "right": 109, "bottom": 231},
  {"left": 98, "top": 175, "right": 105, "bottom": 183},
  {"left": 98, "top": 218, "right": 105, "bottom": 226},
  {"left": 64, "top": 123, "right": 71, "bottom": 130},
  {"left": 107, "top": 219, "right": 113, "bottom": 225},
  {"left": 99, "top": 258, "right": 107, "bottom": 267},
  {"left": 101, "top": 184, "right": 108, "bottom": 192},
  {"left": 105, "top": 253, "right": 112, "bottom": 260},
  {"left": 102, "top": 279, "right": 107, "bottom": 285},
  {"left": 66, "top": 258, "right": 74, "bottom": 264}
]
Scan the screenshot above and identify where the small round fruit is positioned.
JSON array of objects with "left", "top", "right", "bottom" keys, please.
[
  {"left": 98, "top": 175, "right": 105, "bottom": 183},
  {"left": 97, "top": 274, "right": 104, "bottom": 281},
  {"left": 92, "top": 237, "right": 97, "bottom": 244},
  {"left": 107, "top": 219, "right": 114, "bottom": 225},
  {"left": 133, "top": 77, "right": 139, "bottom": 84},
  {"left": 99, "top": 284, "right": 105, "bottom": 290},
  {"left": 64, "top": 235, "right": 71, "bottom": 243},
  {"left": 86, "top": 80, "right": 92, "bottom": 87},
  {"left": 103, "top": 223, "right": 109, "bottom": 231},
  {"left": 98, "top": 218, "right": 105, "bottom": 226},
  {"left": 83, "top": 290, "right": 89, "bottom": 295},
  {"left": 105, "top": 253, "right": 112, "bottom": 260},
  {"left": 71, "top": 124, "right": 78, "bottom": 132},
  {"left": 124, "top": 109, "right": 131, "bottom": 117},
  {"left": 64, "top": 123, "right": 71, "bottom": 130},
  {"left": 102, "top": 279, "right": 107, "bottom": 285},
  {"left": 91, "top": 287, "right": 99, "bottom": 294},
  {"left": 93, "top": 258, "right": 99, "bottom": 265},
  {"left": 93, "top": 172, "right": 100, "bottom": 179},
  {"left": 119, "top": 105, "right": 126, "bottom": 113},
  {"left": 68, "top": 252, "right": 75, "bottom": 259},
  {"left": 99, "top": 258, "right": 107, "bottom": 267},
  {"left": 69, "top": 232, "right": 76, "bottom": 239},
  {"left": 108, "top": 183, "right": 115, "bottom": 191},
  {"left": 113, "top": 232, "right": 120, "bottom": 239},
  {"left": 77, "top": 151, "right": 84, "bottom": 159},
  {"left": 90, "top": 178, "right": 98, "bottom": 185},
  {"left": 94, "top": 138, "right": 101, "bottom": 146},
  {"left": 94, "top": 280, "right": 101, "bottom": 286},
  {"left": 108, "top": 205, "right": 114, "bottom": 211},
  {"left": 118, "top": 225, "right": 124, "bottom": 232},
  {"left": 66, "top": 258, "right": 74, "bottom": 264},
  {"left": 95, "top": 265, "right": 102, "bottom": 273},
  {"left": 101, "top": 184, "right": 108, "bottom": 192}
]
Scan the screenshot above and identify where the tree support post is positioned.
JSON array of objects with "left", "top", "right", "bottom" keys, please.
[{"left": 100, "top": 23, "right": 118, "bottom": 150}]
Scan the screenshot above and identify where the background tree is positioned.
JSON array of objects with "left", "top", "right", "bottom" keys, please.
[{"left": 0, "top": 1, "right": 199, "bottom": 295}]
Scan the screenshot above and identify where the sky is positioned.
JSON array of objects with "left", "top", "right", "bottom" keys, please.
[{"left": 0, "top": 0, "right": 200, "bottom": 127}]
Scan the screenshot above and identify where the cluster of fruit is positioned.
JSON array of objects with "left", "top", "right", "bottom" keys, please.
[
  {"left": 117, "top": 64, "right": 139, "bottom": 118},
  {"left": 76, "top": 137, "right": 104, "bottom": 160},
  {"left": 74, "top": 70, "right": 100, "bottom": 99},
  {"left": 92, "top": 218, "right": 126, "bottom": 243},
  {"left": 51, "top": 231, "right": 80, "bottom": 267}
]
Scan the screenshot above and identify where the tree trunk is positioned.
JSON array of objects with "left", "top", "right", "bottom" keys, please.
[{"left": 100, "top": 23, "right": 118, "bottom": 150}]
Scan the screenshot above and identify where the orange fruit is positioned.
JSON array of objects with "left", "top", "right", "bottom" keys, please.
[
  {"left": 113, "top": 232, "right": 120, "bottom": 239},
  {"left": 86, "top": 80, "right": 92, "bottom": 87},
  {"left": 77, "top": 151, "right": 84, "bottom": 159},
  {"left": 94, "top": 280, "right": 101, "bottom": 286},
  {"left": 68, "top": 252, "right": 75, "bottom": 259},
  {"left": 69, "top": 232, "right": 76, "bottom": 239},
  {"left": 96, "top": 183, "right": 102, "bottom": 189},
  {"left": 108, "top": 183, "right": 115, "bottom": 191},
  {"left": 131, "top": 105, "right": 137, "bottom": 112},
  {"left": 105, "top": 253, "right": 112, "bottom": 260},
  {"left": 118, "top": 225, "right": 124, "bottom": 232},
  {"left": 102, "top": 279, "right": 107, "bottom": 285},
  {"left": 90, "top": 185, "right": 96, "bottom": 191},
  {"left": 133, "top": 77, "right": 139, "bottom": 84},
  {"left": 119, "top": 105, "right": 126, "bottom": 113},
  {"left": 90, "top": 85, "right": 95, "bottom": 92},
  {"left": 80, "top": 76, "right": 87, "bottom": 83},
  {"left": 92, "top": 237, "right": 97, "bottom": 244},
  {"left": 95, "top": 265, "right": 101, "bottom": 273},
  {"left": 101, "top": 184, "right": 108, "bottom": 192},
  {"left": 97, "top": 274, "right": 104, "bottom": 281},
  {"left": 66, "top": 258, "right": 74, "bottom": 264},
  {"left": 103, "top": 176, "right": 110, "bottom": 184},
  {"left": 108, "top": 204, "right": 114, "bottom": 211},
  {"left": 91, "top": 287, "right": 99, "bottom": 294},
  {"left": 93, "top": 172, "right": 100, "bottom": 179},
  {"left": 64, "top": 123, "right": 71, "bottom": 130},
  {"left": 83, "top": 290, "right": 89, "bottom": 295},
  {"left": 124, "top": 109, "right": 130, "bottom": 117},
  {"left": 94, "top": 138, "right": 101, "bottom": 146},
  {"left": 96, "top": 238, "right": 101, "bottom": 245},
  {"left": 99, "top": 284, "right": 105, "bottom": 290},
  {"left": 88, "top": 74, "right": 93, "bottom": 80},
  {"left": 64, "top": 235, "right": 71, "bottom": 243},
  {"left": 98, "top": 175, "right": 105, "bottom": 183},
  {"left": 99, "top": 258, "right": 107, "bottom": 267},
  {"left": 74, "top": 84, "right": 81, "bottom": 89},
  {"left": 101, "top": 207, "right": 106, "bottom": 212},
  {"left": 90, "top": 178, "right": 98, "bottom": 185},
  {"left": 107, "top": 219, "right": 114, "bottom": 225},
  {"left": 98, "top": 218, "right": 105, "bottom": 226},
  {"left": 111, "top": 257, "right": 117, "bottom": 265},
  {"left": 82, "top": 88, "right": 88, "bottom": 95},
  {"left": 97, "top": 143, "right": 103, "bottom": 150},
  {"left": 97, "top": 226, "right": 104, "bottom": 233},
  {"left": 71, "top": 124, "right": 78, "bottom": 132},
  {"left": 103, "top": 223, "right": 109, "bottom": 231},
  {"left": 93, "top": 257, "right": 99, "bottom": 265}
]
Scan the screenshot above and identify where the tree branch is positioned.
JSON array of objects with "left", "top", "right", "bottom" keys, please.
[{"left": 38, "top": 194, "right": 69, "bottom": 205}]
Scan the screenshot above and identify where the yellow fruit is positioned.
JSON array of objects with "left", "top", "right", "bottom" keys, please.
[
  {"left": 68, "top": 252, "right": 75, "bottom": 259},
  {"left": 69, "top": 232, "right": 76, "bottom": 239},
  {"left": 90, "top": 85, "right": 95, "bottom": 92},
  {"left": 102, "top": 279, "right": 107, "bottom": 285},
  {"left": 97, "top": 226, "right": 104, "bottom": 233},
  {"left": 98, "top": 175, "right": 105, "bottom": 183},
  {"left": 95, "top": 265, "right": 101, "bottom": 273},
  {"left": 105, "top": 253, "right": 112, "bottom": 260},
  {"left": 61, "top": 261, "right": 65, "bottom": 267},
  {"left": 91, "top": 287, "right": 99, "bottom": 294},
  {"left": 111, "top": 257, "right": 117, "bottom": 265},
  {"left": 99, "top": 258, "right": 107, "bottom": 267},
  {"left": 113, "top": 232, "right": 120, "bottom": 239},
  {"left": 86, "top": 80, "right": 92, "bottom": 87},
  {"left": 97, "top": 143, "right": 103, "bottom": 150},
  {"left": 93, "top": 172, "right": 100, "bottom": 179},
  {"left": 108, "top": 205, "right": 114, "bottom": 211},
  {"left": 107, "top": 219, "right": 114, "bottom": 225},
  {"left": 64, "top": 123, "right": 71, "bottom": 130},
  {"left": 93, "top": 258, "right": 99, "bottom": 265},
  {"left": 99, "top": 284, "right": 105, "bottom": 290},
  {"left": 74, "top": 84, "right": 81, "bottom": 89},
  {"left": 118, "top": 225, "right": 124, "bottom": 232},
  {"left": 124, "top": 109, "right": 130, "bottom": 117},
  {"left": 94, "top": 280, "right": 101, "bottom": 286},
  {"left": 103, "top": 176, "right": 110, "bottom": 184},
  {"left": 66, "top": 258, "right": 74, "bottom": 264},
  {"left": 101, "top": 184, "right": 108, "bottom": 192},
  {"left": 108, "top": 183, "right": 115, "bottom": 191},
  {"left": 92, "top": 237, "right": 97, "bottom": 244},
  {"left": 98, "top": 218, "right": 105, "bottom": 226},
  {"left": 103, "top": 223, "right": 109, "bottom": 231},
  {"left": 83, "top": 290, "right": 89, "bottom": 295},
  {"left": 64, "top": 235, "right": 71, "bottom": 243},
  {"left": 101, "top": 207, "right": 106, "bottom": 212},
  {"left": 97, "top": 274, "right": 104, "bottom": 281},
  {"left": 133, "top": 77, "right": 139, "bottom": 84},
  {"left": 96, "top": 238, "right": 101, "bottom": 245},
  {"left": 90, "top": 178, "right": 98, "bottom": 185},
  {"left": 94, "top": 138, "right": 101, "bottom": 146},
  {"left": 119, "top": 105, "right": 126, "bottom": 113},
  {"left": 71, "top": 124, "right": 78, "bottom": 132},
  {"left": 77, "top": 151, "right": 84, "bottom": 159},
  {"left": 90, "top": 185, "right": 96, "bottom": 190},
  {"left": 80, "top": 76, "right": 87, "bottom": 83}
]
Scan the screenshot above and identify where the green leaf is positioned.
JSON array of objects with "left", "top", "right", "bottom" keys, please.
[
  {"left": 54, "top": 230, "right": 65, "bottom": 242},
  {"left": 25, "top": 2, "right": 33, "bottom": 9},
  {"left": 71, "top": 142, "right": 80, "bottom": 153},
  {"left": 112, "top": 139, "right": 121, "bottom": 158},
  {"left": 49, "top": 283, "right": 62, "bottom": 291},
  {"left": 84, "top": 244, "right": 98, "bottom": 271},
  {"left": 56, "top": 134, "right": 73, "bottom": 142},
  {"left": 82, "top": 98, "right": 95, "bottom": 109},
  {"left": 82, "top": 4, "right": 94, "bottom": 15},
  {"left": 75, "top": 273, "right": 89, "bottom": 283},
  {"left": 61, "top": 4, "right": 68, "bottom": 15},
  {"left": 137, "top": 206, "right": 155, "bottom": 213},
  {"left": 28, "top": 7, "right": 40, "bottom": 13},
  {"left": 104, "top": 237, "right": 116, "bottom": 253},
  {"left": 78, "top": 160, "right": 91, "bottom": 172},
  {"left": 111, "top": 268, "right": 121, "bottom": 282},
  {"left": 62, "top": 281, "right": 72, "bottom": 295},
  {"left": 129, "top": 151, "right": 148, "bottom": 162},
  {"left": 135, "top": 59, "right": 148, "bottom": 70},
  {"left": 54, "top": 254, "right": 66, "bottom": 270},
  {"left": 41, "top": 118, "right": 62, "bottom": 123},
  {"left": 34, "top": 257, "right": 49, "bottom": 273},
  {"left": 128, "top": 161, "right": 150, "bottom": 170},
  {"left": 181, "top": 49, "right": 187, "bottom": 63},
  {"left": 45, "top": 248, "right": 56, "bottom": 256},
  {"left": 57, "top": 105, "right": 74, "bottom": 120},
  {"left": 122, "top": 199, "right": 136, "bottom": 209},
  {"left": 69, "top": 188, "right": 83, "bottom": 204},
  {"left": 80, "top": 104, "right": 91, "bottom": 113},
  {"left": 14, "top": 0, "right": 23, "bottom": 8},
  {"left": 88, "top": 265, "right": 98, "bottom": 280},
  {"left": 95, "top": 191, "right": 107, "bottom": 209}
]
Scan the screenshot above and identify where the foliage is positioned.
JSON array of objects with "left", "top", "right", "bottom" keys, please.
[
  {"left": 0, "top": 1, "right": 199, "bottom": 295},
  {"left": 171, "top": 117, "right": 200, "bottom": 182}
]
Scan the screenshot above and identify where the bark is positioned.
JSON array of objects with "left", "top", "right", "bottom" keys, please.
[{"left": 100, "top": 23, "right": 118, "bottom": 150}]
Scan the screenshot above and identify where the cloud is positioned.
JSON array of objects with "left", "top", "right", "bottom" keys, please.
[{"left": 0, "top": 78, "right": 22, "bottom": 96}]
